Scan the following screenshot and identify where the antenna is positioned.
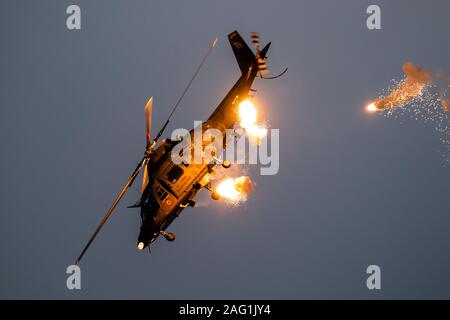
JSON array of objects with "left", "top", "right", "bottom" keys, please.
[{"left": 153, "top": 37, "right": 218, "bottom": 144}]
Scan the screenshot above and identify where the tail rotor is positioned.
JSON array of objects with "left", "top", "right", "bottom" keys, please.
[{"left": 250, "top": 31, "right": 287, "bottom": 80}]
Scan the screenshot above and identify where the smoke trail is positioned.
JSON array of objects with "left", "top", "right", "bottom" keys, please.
[
  {"left": 372, "top": 63, "right": 431, "bottom": 109},
  {"left": 368, "top": 62, "right": 450, "bottom": 164},
  {"left": 371, "top": 63, "right": 450, "bottom": 111}
]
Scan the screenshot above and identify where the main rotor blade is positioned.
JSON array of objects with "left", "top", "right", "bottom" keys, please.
[
  {"left": 142, "top": 97, "right": 153, "bottom": 192},
  {"left": 145, "top": 97, "right": 153, "bottom": 144},
  {"left": 141, "top": 162, "right": 149, "bottom": 192},
  {"left": 75, "top": 157, "right": 148, "bottom": 265},
  {"left": 152, "top": 37, "right": 218, "bottom": 145}
]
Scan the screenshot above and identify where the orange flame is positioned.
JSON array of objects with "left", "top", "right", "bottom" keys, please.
[
  {"left": 366, "top": 102, "right": 378, "bottom": 112},
  {"left": 216, "top": 176, "right": 255, "bottom": 203},
  {"left": 238, "top": 100, "right": 267, "bottom": 140}
]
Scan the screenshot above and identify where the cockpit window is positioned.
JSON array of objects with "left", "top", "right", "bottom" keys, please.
[
  {"left": 140, "top": 194, "right": 159, "bottom": 223},
  {"left": 166, "top": 165, "right": 184, "bottom": 184}
]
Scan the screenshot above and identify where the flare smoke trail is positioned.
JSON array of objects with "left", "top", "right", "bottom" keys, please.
[
  {"left": 368, "top": 62, "right": 450, "bottom": 164},
  {"left": 369, "top": 63, "right": 450, "bottom": 111}
]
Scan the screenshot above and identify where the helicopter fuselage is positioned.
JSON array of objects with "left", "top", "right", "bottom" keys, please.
[
  {"left": 138, "top": 65, "right": 259, "bottom": 248},
  {"left": 75, "top": 30, "right": 276, "bottom": 263}
]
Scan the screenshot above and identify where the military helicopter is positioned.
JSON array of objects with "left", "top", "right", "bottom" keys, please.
[{"left": 75, "top": 31, "right": 287, "bottom": 264}]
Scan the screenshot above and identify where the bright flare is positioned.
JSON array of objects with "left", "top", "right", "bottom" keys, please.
[
  {"left": 367, "top": 102, "right": 378, "bottom": 112},
  {"left": 238, "top": 100, "right": 268, "bottom": 139},
  {"left": 216, "top": 178, "right": 241, "bottom": 200},
  {"left": 216, "top": 176, "right": 255, "bottom": 203}
]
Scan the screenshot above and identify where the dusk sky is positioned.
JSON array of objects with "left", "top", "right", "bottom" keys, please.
[{"left": 1, "top": 0, "right": 450, "bottom": 298}]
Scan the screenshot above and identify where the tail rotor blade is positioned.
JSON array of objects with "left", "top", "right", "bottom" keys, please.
[
  {"left": 145, "top": 97, "right": 153, "bottom": 144},
  {"left": 251, "top": 32, "right": 269, "bottom": 76},
  {"left": 75, "top": 157, "right": 148, "bottom": 265},
  {"left": 250, "top": 32, "right": 260, "bottom": 51}
]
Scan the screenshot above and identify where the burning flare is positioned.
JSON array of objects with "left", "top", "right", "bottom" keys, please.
[
  {"left": 366, "top": 102, "right": 378, "bottom": 112},
  {"left": 216, "top": 176, "right": 255, "bottom": 203},
  {"left": 238, "top": 100, "right": 268, "bottom": 140},
  {"left": 212, "top": 100, "right": 265, "bottom": 206},
  {"left": 368, "top": 63, "right": 432, "bottom": 111}
]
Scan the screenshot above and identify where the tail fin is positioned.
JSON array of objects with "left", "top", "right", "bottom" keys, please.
[{"left": 228, "top": 31, "right": 256, "bottom": 74}]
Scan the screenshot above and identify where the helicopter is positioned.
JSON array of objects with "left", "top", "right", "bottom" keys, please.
[{"left": 75, "top": 30, "right": 287, "bottom": 264}]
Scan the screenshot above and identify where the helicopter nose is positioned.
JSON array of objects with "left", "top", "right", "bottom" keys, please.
[{"left": 137, "top": 242, "right": 145, "bottom": 250}]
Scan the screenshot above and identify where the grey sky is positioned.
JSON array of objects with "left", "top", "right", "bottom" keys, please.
[{"left": 1, "top": 0, "right": 450, "bottom": 299}]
